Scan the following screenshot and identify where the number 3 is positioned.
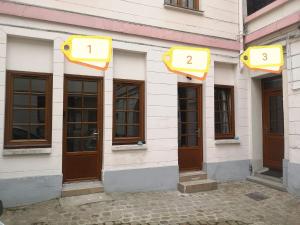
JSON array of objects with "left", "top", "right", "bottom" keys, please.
[
  {"left": 187, "top": 55, "right": 192, "bottom": 64},
  {"left": 262, "top": 53, "right": 268, "bottom": 61}
]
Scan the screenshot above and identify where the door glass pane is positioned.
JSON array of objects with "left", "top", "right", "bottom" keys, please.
[
  {"left": 68, "top": 80, "right": 82, "bottom": 93},
  {"left": 68, "top": 110, "right": 82, "bottom": 122},
  {"left": 269, "top": 95, "right": 284, "bottom": 134},
  {"left": 179, "top": 99, "right": 197, "bottom": 110},
  {"left": 83, "top": 96, "right": 97, "bottom": 108},
  {"left": 116, "top": 85, "right": 127, "bottom": 97},
  {"left": 83, "top": 81, "right": 97, "bottom": 93},
  {"left": 68, "top": 96, "right": 82, "bottom": 108},
  {"left": 13, "top": 94, "right": 30, "bottom": 108},
  {"left": 127, "top": 99, "right": 139, "bottom": 111},
  {"left": 67, "top": 138, "right": 82, "bottom": 152},
  {"left": 67, "top": 123, "right": 81, "bottom": 137},
  {"left": 31, "top": 95, "right": 46, "bottom": 108},
  {"left": 179, "top": 87, "right": 196, "bottom": 98},
  {"left": 82, "top": 124, "right": 97, "bottom": 136},
  {"left": 83, "top": 110, "right": 97, "bottom": 122},
  {"left": 127, "top": 85, "right": 139, "bottom": 98},
  {"left": 82, "top": 138, "right": 96, "bottom": 151},
  {"left": 116, "top": 99, "right": 126, "bottom": 110},
  {"left": 14, "top": 77, "right": 30, "bottom": 92},
  {"left": 32, "top": 79, "right": 46, "bottom": 93}
]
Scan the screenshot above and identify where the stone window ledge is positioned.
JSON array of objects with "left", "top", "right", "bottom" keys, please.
[
  {"left": 164, "top": 4, "right": 204, "bottom": 15},
  {"left": 3, "top": 148, "right": 51, "bottom": 156},
  {"left": 215, "top": 139, "right": 241, "bottom": 145},
  {"left": 112, "top": 144, "right": 148, "bottom": 151}
]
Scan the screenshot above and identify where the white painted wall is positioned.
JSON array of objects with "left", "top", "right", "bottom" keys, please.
[
  {"left": 245, "top": 0, "right": 300, "bottom": 34},
  {"left": 8, "top": 0, "right": 240, "bottom": 40},
  {"left": 214, "top": 62, "right": 235, "bottom": 86}
]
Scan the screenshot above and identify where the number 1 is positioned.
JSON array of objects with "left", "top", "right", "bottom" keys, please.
[{"left": 87, "top": 45, "right": 92, "bottom": 54}]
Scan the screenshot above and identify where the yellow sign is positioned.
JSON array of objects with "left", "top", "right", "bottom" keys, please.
[
  {"left": 61, "top": 35, "right": 112, "bottom": 70},
  {"left": 241, "top": 45, "right": 284, "bottom": 73},
  {"left": 163, "top": 46, "right": 211, "bottom": 80}
]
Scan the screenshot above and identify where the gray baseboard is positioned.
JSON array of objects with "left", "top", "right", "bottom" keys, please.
[
  {"left": 287, "top": 162, "right": 300, "bottom": 196},
  {"left": 0, "top": 175, "right": 62, "bottom": 208},
  {"left": 204, "top": 160, "right": 250, "bottom": 181},
  {"left": 103, "top": 166, "right": 179, "bottom": 192}
]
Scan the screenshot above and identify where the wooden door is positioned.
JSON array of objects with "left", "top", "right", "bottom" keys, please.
[
  {"left": 178, "top": 83, "right": 203, "bottom": 171},
  {"left": 262, "top": 76, "right": 284, "bottom": 171},
  {"left": 63, "top": 75, "right": 103, "bottom": 182}
]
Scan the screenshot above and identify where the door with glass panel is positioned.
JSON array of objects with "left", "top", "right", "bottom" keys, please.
[
  {"left": 63, "top": 75, "right": 103, "bottom": 182},
  {"left": 262, "top": 76, "right": 284, "bottom": 171},
  {"left": 178, "top": 83, "right": 203, "bottom": 171}
]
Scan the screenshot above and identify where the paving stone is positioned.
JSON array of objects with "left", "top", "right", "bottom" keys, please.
[{"left": 1, "top": 181, "right": 300, "bottom": 225}]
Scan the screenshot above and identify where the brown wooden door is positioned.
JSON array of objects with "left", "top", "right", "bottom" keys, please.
[
  {"left": 178, "top": 83, "right": 203, "bottom": 171},
  {"left": 63, "top": 75, "right": 103, "bottom": 182},
  {"left": 262, "top": 76, "right": 284, "bottom": 171}
]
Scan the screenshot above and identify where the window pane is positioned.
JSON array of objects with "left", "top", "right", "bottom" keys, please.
[
  {"left": 12, "top": 126, "right": 30, "bottom": 139},
  {"left": 83, "top": 81, "right": 97, "bottom": 93},
  {"left": 116, "top": 125, "right": 126, "bottom": 137},
  {"left": 30, "top": 125, "right": 45, "bottom": 139},
  {"left": 179, "top": 99, "right": 197, "bottom": 111},
  {"left": 179, "top": 87, "right": 196, "bottom": 98},
  {"left": 127, "top": 125, "right": 139, "bottom": 137},
  {"left": 116, "top": 99, "right": 126, "bottom": 110},
  {"left": 127, "top": 112, "right": 139, "bottom": 124},
  {"left": 13, "top": 94, "right": 30, "bottom": 108},
  {"left": 31, "top": 79, "right": 46, "bottom": 93},
  {"left": 83, "top": 110, "right": 97, "bottom": 122},
  {"left": 30, "top": 110, "right": 45, "bottom": 123},
  {"left": 116, "top": 85, "right": 127, "bottom": 97},
  {"left": 67, "top": 123, "right": 81, "bottom": 137},
  {"left": 68, "top": 110, "right": 82, "bottom": 122},
  {"left": 127, "top": 99, "right": 139, "bottom": 111},
  {"left": 13, "top": 109, "right": 30, "bottom": 123},
  {"left": 82, "top": 138, "right": 97, "bottom": 151},
  {"left": 31, "top": 95, "right": 46, "bottom": 108},
  {"left": 68, "top": 80, "right": 82, "bottom": 93},
  {"left": 188, "top": 135, "right": 197, "bottom": 146},
  {"left": 83, "top": 96, "right": 97, "bottom": 108},
  {"left": 116, "top": 112, "right": 126, "bottom": 124},
  {"left": 14, "top": 77, "right": 30, "bottom": 92},
  {"left": 179, "top": 111, "right": 197, "bottom": 123},
  {"left": 68, "top": 96, "right": 82, "bottom": 108},
  {"left": 127, "top": 85, "right": 139, "bottom": 98},
  {"left": 67, "top": 138, "right": 81, "bottom": 152},
  {"left": 82, "top": 124, "right": 97, "bottom": 136}
]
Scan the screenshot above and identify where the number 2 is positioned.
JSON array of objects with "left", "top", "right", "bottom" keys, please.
[
  {"left": 262, "top": 53, "right": 268, "bottom": 61},
  {"left": 187, "top": 55, "right": 192, "bottom": 64}
]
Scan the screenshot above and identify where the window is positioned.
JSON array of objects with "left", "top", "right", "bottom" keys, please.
[
  {"left": 4, "top": 71, "right": 52, "bottom": 148},
  {"left": 165, "top": 0, "right": 199, "bottom": 11},
  {"left": 247, "top": 0, "right": 275, "bottom": 16},
  {"left": 214, "top": 85, "right": 235, "bottom": 139},
  {"left": 113, "top": 79, "right": 145, "bottom": 145}
]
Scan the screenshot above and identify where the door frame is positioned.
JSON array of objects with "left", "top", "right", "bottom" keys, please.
[
  {"left": 261, "top": 76, "right": 284, "bottom": 171},
  {"left": 178, "top": 82, "right": 203, "bottom": 171},
  {"left": 62, "top": 74, "right": 104, "bottom": 182}
]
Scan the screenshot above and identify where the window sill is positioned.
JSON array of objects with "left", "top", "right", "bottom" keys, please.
[
  {"left": 112, "top": 144, "right": 148, "bottom": 152},
  {"left": 164, "top": 4, "right": 204, "bottom": 15},
  {"left": 3, "top": 148, "right": 51, "bottom": 156},
  {"left": 215, "top": 139, "right": 241, "bottom": 145}
]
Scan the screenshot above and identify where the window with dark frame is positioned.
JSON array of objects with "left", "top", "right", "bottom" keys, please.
[
  {"left": 164, "top": 0, "right": 199, "bottom": 11},
  {"left": 214, "top": 85, "right": 235, "bottom": 139},
  {"left": 247, "top": 0, "right": 275, "bottom": 16},
  {"left": 113, "top": 79, "right": 145, "bottom": 145},
  {"left": 4, "top": 71, "right": 52, "bottom": 148}
]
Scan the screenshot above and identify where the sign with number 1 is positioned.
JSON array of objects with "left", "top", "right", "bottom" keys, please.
[
  {"left": 163, "top": 46, "right": 211, "bottom": 80},
  {"left": 240, "top": 45, "right": 284, "bottom": 73},
  {"left": 61, "top": 35, "right": 112, "bottom": 70}
]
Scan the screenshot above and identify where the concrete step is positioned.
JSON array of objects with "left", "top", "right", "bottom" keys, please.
[
  {"left": 178, "top": 179, "right": 217, "bottom": 193},
  {"left": 254, "top": 172, "right": 282, "bottom": 183},
  {"left": 62, "top": 181, "right": 104, "bottom": 197},
  {"left": 247, "top": 176, "right": 286, "bottom": 192},
  {"left": 179, "top": 171, "right": 207, "bottom": 182}
]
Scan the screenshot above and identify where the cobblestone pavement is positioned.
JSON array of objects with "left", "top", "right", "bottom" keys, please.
[{"left": 1, "top": 181, "right": 300, "bottom": 225}]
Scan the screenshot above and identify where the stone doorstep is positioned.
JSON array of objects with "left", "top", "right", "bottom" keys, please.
[
  {"left": 247, "top": 176, "right": 287, "bottom": 192},
  {"left": 254, "top": 172, "right": 282, "bottom": 183},
  {"left": 179, "top": 171, "right": 208, "bottom": 182},
  {"left": 178, "top": 179, "right": 218, "bottom": 193},
  {"left": 62, "top": 180, "right": 104, "bottom": 197}
]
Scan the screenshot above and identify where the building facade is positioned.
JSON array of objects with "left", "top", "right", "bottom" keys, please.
[{"left": 0, "top": 0, "right": 299, "bottom": 207}]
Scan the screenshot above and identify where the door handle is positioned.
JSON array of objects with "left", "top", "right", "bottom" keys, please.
[{"left": 195, "top": 128, "right": 202, "bottom": 137}]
